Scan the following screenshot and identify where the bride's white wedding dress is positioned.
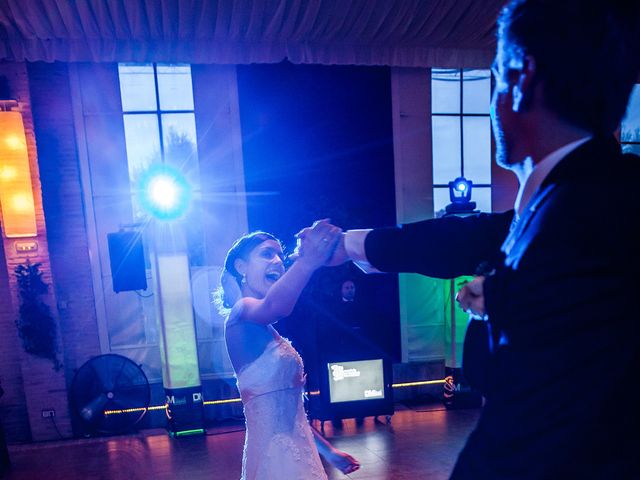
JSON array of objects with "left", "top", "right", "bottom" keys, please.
[{"left": 236, "top": 333, "right": 328, "bottom": 480}]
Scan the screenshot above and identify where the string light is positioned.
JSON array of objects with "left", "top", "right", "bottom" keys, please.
[{"left": 103, "top": 379, "right": 447, "bottom": 416}]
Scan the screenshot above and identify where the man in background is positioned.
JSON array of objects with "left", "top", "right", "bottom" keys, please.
[{"left": 316, "top": 278, "right": 371, "bottom": 427}]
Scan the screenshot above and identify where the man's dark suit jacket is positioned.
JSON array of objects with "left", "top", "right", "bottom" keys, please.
[{"left": 364, "top": 136, "right": 639, "bottom": 478}]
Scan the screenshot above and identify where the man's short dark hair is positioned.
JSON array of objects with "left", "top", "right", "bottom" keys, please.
[{"left": 498, "top": 0, "right": 640, "bottom": 134}]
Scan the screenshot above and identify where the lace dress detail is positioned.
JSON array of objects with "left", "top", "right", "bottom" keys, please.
[{"left": 236, "top": 336, "right": 328, "bottom": 480}]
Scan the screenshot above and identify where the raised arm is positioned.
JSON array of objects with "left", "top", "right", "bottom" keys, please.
[
  {"left": 317, "top": 211, "right": 514, "bottom": 278},
  {"left": 363, "top": 211, "right": 513, "bottom": 278},
  {"left": 232, "top": 221, "right": 341, "bottom": 325}
]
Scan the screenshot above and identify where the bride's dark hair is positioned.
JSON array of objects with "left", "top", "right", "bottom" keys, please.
[{"left": 214, "top": 231, "right": 282, "bottom": 313}]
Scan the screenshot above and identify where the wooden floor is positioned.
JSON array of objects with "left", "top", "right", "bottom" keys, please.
[{"left": 4, "top": 404, "right": 480, "bottom": 480}]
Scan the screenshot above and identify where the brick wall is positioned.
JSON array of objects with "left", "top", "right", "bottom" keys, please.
[
  {"left": 0, "top": 62, "right": 72, "bottom": 441},
  {"left": 27, "top": 62, "right": 101, "bottom": 388},
  {"left": 0, "top": 228, "right": 31, "bottom": 442}
]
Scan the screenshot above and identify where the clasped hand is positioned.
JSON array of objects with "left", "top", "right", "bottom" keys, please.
[
  {"left": 292, "top": 219, "right": 342, "bottom": 268},
  {"left": 456, "top": 276, "right": 487, "bottom": 320}
]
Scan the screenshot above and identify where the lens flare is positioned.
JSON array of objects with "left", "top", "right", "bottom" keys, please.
[{"left": 138, "top": 165, "right": 191, "bottom": 220}]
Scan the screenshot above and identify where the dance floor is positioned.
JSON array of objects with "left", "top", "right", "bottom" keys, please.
[{"left": 5, "top": 404, "right": 480, "bottom": 479}]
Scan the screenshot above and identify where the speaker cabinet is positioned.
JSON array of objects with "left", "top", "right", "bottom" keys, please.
[{"left": 107, "top": 231, "right": 147, "bottom": 293}]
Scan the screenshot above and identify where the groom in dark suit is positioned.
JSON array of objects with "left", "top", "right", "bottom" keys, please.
[{"left": 299, "top": 1, "right": 640, "bottom": 477}]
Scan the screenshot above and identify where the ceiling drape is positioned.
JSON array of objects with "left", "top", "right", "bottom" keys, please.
[{"left": 0, "top": 0, "right": 503, "bottom": 66}]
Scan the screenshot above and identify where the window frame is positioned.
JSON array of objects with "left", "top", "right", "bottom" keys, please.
[
  {"left": 431, "top": 68, "right": 493, "bottom": 213},
  {"left": 120, "top": 63, "right": 196, "bottom": 167}
]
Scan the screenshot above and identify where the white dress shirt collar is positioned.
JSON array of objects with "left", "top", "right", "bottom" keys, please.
[{"left": 514, "top": 136, "right": 591, "bottom": 217}]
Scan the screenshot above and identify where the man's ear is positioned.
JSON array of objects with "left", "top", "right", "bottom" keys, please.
[
  {"left": 234, "top": 258, "right": 247, "bottom": 277},
  {"left": 512, "top": 55, "right": 537, "bottom": 113}
]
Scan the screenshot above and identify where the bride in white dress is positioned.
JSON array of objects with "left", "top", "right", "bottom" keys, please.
[{"left": 217, "top": 222, "right": 360, "bottom": 480}]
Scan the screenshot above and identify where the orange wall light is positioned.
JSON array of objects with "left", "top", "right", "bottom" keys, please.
[{"left": 0, "top": 107, "right": 37, "bottom": 238}]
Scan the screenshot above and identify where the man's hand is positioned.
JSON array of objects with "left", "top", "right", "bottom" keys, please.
[
  {"left": 324, "top": 232, "right": 348, "bottom": 266},
  {"left": 456, "top": 276, "right": 487, "bottom": 320},
  {"left": 295, "top": 220, "right": 349, "bottom": 266},
  {"left": 294, "top": 221, "right": 341, "bottom": 269}
]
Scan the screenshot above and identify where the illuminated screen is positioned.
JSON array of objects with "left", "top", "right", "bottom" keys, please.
[{"left": 327, "top": 359, "right": 385, "bottom": 403}]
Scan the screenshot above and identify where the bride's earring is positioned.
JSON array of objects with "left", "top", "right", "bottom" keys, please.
[{"left": 240, "top": 275, "right": 246, "bottom": 286}]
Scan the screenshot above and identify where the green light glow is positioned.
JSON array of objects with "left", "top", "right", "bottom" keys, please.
[
  {"left": 443, "top": 276, "right": 474, "bottom": 367},
  {"left": 173, "top": 428, "right": 205, "bottom": 437}
]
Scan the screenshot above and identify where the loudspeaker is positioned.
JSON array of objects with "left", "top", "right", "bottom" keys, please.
[{"left": 107, "top": 231, "right": 147, "bottom": 293}]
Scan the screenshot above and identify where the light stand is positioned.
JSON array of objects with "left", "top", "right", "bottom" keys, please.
[
  {"left": 440, "top": 177, "right": 482, "bottom": 409},
  {"left": 140, "top": 166, "right": 205, "bottom": 437}
]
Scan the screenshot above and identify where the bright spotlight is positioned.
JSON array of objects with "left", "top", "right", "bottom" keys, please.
[
  {"left": 149, "top": 176, "right": 178, "bottom": 208},
  {"left": 138, "top": 165, "right": 191, "bottom": 220},
  {"left": 449, "top": 177, "right": 472, "bottom": 204},
  {"left": 445, "top": 176, "right": 476, "bottom": 215}
]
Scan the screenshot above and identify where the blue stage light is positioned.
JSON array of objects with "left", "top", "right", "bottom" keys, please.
[
  {"left": 138, "top": 165, "right": 191, "bottom": 220},
  {"left": 449, "top": 177, "right": 472, "bottom": 204}
]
